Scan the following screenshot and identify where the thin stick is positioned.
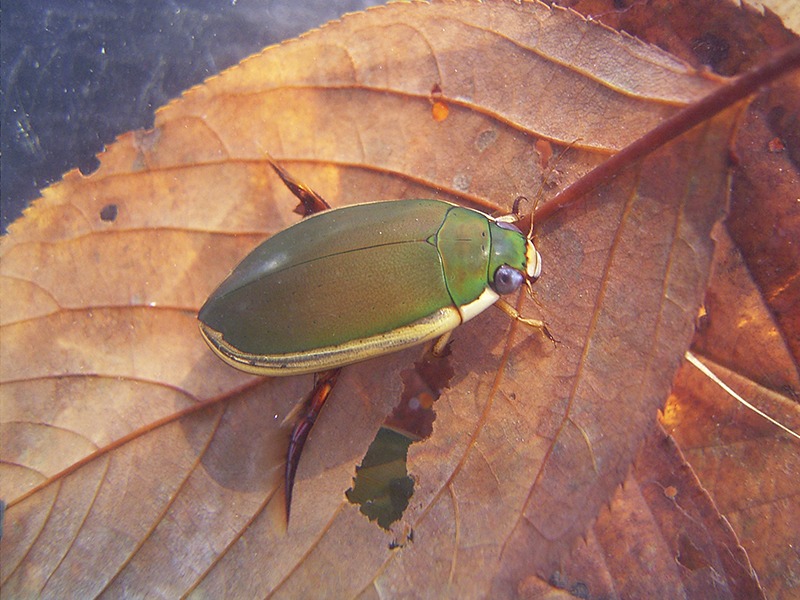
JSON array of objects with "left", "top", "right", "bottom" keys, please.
[
  {"left": 536, "top": 40, "right": 800, "bottom": 222},
  {"left": 685, "top": 351, "right": 800, "bottom": 441}
]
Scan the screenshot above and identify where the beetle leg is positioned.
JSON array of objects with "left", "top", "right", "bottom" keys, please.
[
  {"left": 265, "top": 155, "right": 332, "bottom": 216},
  {"left": 431, "top": 331, "right": 452, "bottom": 356},
  {"left": 285, "top": 368, "right": 341, "bottom": 523},
  {"left": 494, "top": 298, "right": 556, "bottom": 344}
]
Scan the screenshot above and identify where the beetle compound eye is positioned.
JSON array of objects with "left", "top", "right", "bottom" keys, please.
[
  {"left": 495, "top": 221, "right": 523, "bottom": 234},
  {"left": 492, "top": 265, "right": 524, "bottom": 295}
]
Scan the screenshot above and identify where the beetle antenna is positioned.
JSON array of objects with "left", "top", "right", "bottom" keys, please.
[{"left": 526, "top": 198, "right": 537, "bottom": 241}]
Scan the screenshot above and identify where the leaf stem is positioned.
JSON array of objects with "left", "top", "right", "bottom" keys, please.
[{"left": 536, "top": 39, "right": 800, "bottom": 222}]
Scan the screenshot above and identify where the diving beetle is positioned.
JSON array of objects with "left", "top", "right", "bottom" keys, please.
[{"left": 198, "top": 158, "right": 549, "bottom": 520}]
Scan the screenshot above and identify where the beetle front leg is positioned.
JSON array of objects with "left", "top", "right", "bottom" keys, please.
[
  {"left": 285, "top": 368, "right": 341, "bottom": 523},
  {"left": 494, "top": 298, "right": 556, "bottom": 343}
]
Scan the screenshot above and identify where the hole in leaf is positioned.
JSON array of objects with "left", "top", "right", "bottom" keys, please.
[
  {"left": 79, "top": 154, "right": 101, "bottom": 177},
  {"left": 345, "top": 427, "right": 414, "bottom": 530},
  {"left": 347, "top": 348, "right": 454, "bottom": 529},
  {"left": 388, "top": 526, "right": 415, "bottom": 550},
  {"left": 99, "top": 203, "right": 118, "bottom": 222}
]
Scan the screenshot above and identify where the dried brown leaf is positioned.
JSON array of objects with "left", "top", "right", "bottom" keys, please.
[
  {"left": 663, "top": 76, "right": 800, "bottom": 600},
  {"left": 1, "top": 0, "right": 795, "bottom": 597}
]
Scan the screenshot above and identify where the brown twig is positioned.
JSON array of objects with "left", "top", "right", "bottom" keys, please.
[{"left": 536, "top": 39, "right": 800, "bottom": 223}]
